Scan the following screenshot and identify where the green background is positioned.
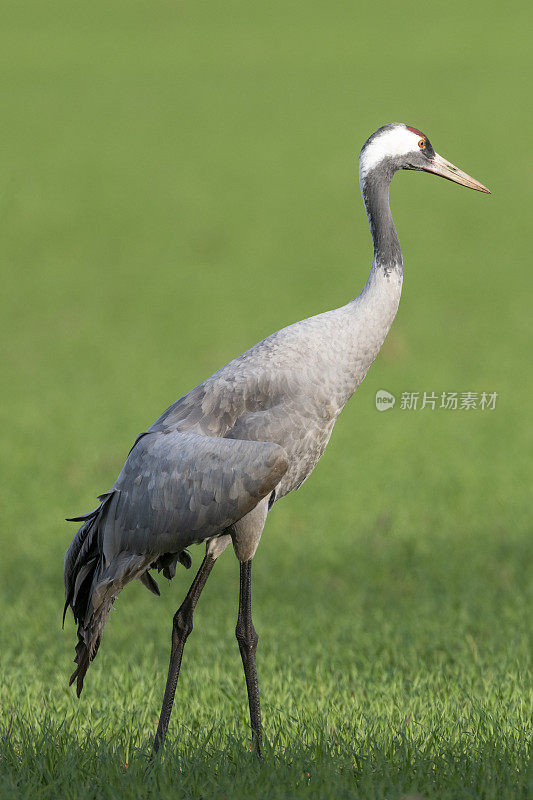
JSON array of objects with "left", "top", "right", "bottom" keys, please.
[{"left": 1, "top": 1, "right": 531, "bottom": 798}]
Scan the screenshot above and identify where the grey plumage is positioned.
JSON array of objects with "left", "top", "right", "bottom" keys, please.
[
  {"left": 64, "top": 123, "right": 489, "bottom": 751},
  {"left": 64, "top": 289, "right": 399, "bottom": 693}
]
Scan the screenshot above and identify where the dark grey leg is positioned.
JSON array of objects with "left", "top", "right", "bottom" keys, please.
[
  {"left": 152, "top": 553, "right": 215, "bottom": 755},
  {"left": 235, "top": 559, "right": 263, "bottom": 758}
]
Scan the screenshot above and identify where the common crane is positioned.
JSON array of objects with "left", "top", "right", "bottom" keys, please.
[{"left": 64, "top": 123, "right": 489, "bottom": 758}]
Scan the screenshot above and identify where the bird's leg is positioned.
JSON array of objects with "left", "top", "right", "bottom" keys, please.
[
  {"left": 151, "top": 552, "right": 215, "bottom": 755},
  {"left": 235, "top": 559, "right": 263, "bottom": 758}
]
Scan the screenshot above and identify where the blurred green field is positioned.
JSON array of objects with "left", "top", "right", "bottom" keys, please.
[{"left": 0, "top": 1, "right": 531, "bottom": 798}]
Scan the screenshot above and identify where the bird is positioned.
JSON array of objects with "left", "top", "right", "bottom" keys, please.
[{"left": 64, "top": 123, "right": 489, "bottom": 758}]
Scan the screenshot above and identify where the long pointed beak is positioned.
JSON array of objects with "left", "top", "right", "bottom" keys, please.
[{"left": 423, "top": 152, "right": 490, "bottom": 193}]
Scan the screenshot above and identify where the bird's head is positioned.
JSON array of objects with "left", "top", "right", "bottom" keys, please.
[{"left": 359, "top": 123, "right": 490, "bottom": 193}]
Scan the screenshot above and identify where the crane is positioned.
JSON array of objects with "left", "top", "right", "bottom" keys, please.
[{"left": 64, "top": 123, "right": 489, "bottom": 758}]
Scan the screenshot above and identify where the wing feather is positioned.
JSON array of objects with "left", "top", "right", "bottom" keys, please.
[{"left": 101, "top": 431, "right": 288, "bottom": 560}]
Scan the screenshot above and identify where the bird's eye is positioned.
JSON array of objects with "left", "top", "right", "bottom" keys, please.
[{"left": 418, "top": 139, "right": 426, "bottom": 149}]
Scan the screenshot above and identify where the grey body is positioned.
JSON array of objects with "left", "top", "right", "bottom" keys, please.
[
  {"left": 64, "top": 123, "right": 488, "bottom": 723},
  {"left": 126, "top": 272, "right": 401, "bottom": 548}
]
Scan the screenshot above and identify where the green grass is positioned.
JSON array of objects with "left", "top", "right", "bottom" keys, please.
[{"left": 0, "top": 0, "right": 531, "bottom": 797}]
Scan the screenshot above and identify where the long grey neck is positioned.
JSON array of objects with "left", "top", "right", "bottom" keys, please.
[
  {"left": 332, "top": 161, "right": 404, "bottom": 403},
  {"left": 360, "top": 165, "right": 402, "bottom": 272}
]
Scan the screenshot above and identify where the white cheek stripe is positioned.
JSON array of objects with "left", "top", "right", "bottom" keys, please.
[{"left": 359, "top": 125, "right": 421, "bottom": 186}]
